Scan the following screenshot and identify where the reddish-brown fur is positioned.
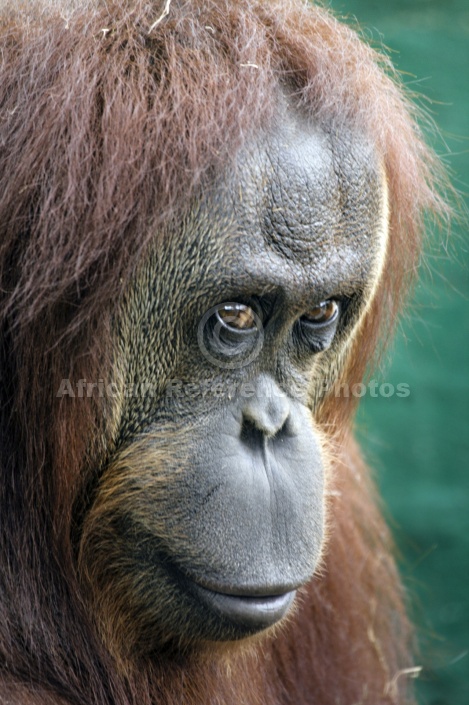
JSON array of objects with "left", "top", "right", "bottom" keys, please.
[{"left": 0, "top": 1, "right": 445, "bottom": 703}]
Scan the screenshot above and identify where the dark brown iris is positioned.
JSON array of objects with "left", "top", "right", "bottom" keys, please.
[
  {"left": 302, "top": 300, "right": 338, "bottom": 325},
  {"left": 217, "top": 304, "right": 257, "bottom": 331}
]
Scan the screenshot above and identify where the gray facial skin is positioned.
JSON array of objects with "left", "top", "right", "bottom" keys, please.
[{"left": 79, "top": 107, "right": 386, "bottom": 650}]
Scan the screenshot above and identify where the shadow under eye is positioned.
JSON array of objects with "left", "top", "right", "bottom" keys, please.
[
  {"left": 209, "top": 315, "right": 261, "bottom": 357},
  {"left": 295, "top": 306, "right": 341, "bottom": 354}
]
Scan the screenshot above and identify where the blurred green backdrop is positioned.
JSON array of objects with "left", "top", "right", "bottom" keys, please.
[{"left": 327, "top": 1, "right": 469, "bottom": 703}]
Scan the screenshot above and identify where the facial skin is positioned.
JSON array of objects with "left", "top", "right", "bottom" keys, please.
[{"left": 77, "top": 105, "right": 387, "bottom": 656}]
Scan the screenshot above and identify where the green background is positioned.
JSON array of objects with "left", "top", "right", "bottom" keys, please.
[{"left": 327, "top": 1, "right": 469, "bottom": 703}]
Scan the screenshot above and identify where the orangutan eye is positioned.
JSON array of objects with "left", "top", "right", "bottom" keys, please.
[
  {"left": 301, "top": 300, "right": 339, "bottom": 327},
  {"left": 198, "top": 302, "right": 263, "bottom": 367},
  {"left": 216, "top": 303, "right": 258, "bottom": 331}
]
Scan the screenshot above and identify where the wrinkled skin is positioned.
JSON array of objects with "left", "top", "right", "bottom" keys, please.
[{"left": 78, "top": 105, "right": 387, "bottom": 654}]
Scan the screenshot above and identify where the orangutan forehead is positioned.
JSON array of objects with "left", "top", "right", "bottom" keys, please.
[
  {"left": 258, "top": 123, "right": 382, "bottom": 253},
  {"left": 203, "top": 122, "right": 386, "bottom": 301}
]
